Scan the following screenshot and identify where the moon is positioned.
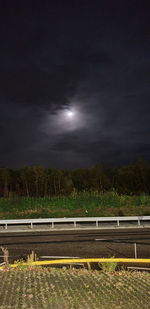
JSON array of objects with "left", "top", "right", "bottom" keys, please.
[
  {"left": 66, "top": 110, "right": 74, "bottom": 118},
  {"left": 42, "top": 105, "right": 88, "bottom": 134}
]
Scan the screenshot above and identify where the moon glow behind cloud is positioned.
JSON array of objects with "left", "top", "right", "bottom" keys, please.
[
  {"left": 66, "top": 110, "right": 74, "bottom": 118},
  {"left": 42, "top": 105, "right": 87, "bottom": 135}
]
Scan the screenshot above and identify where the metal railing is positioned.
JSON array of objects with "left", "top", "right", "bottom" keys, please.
[{"left": 0, "top": 216, "right": 150, "bottom": 230}]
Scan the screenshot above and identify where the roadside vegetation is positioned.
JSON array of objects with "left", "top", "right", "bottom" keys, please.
[
  {"left": 0, "top": 191, "right": 150, "bottom": 219},
  {"left": 0, "top": 267, "right": 149, "bottom": 309},
  {"left": 0, "top": 159, "right": 150, "bottom": 219}
]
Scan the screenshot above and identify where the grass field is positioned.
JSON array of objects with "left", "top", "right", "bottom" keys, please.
[
  {"left": 0, "top": 191, "right": 150, "bottom": 219},
  {"left": 0, "top": 267, "right": 149, "bottom": 309}
]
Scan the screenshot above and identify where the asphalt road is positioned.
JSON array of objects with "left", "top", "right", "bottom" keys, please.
[{"left": 0, "top": 228, "right": 150, "bottom": 266}]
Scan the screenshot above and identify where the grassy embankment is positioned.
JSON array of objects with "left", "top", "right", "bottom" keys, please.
[
  {"left": 0, "top": 191, "right": 150, "bottom": 219},
  {"left": 0, "top": 267, "right": 150, "bottom": 309}
]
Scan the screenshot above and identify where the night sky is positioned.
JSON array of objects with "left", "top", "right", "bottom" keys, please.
[{"left": 0, "top": 1, "right": 150, "bottom": 168}]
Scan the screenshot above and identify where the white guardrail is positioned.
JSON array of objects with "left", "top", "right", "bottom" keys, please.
[{"left": 0, "top": 216, "right": 150, "bottom": 230}]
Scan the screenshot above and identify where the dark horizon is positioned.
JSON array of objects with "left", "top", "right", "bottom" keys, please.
[
  {"left": 0, "top": 157, "right": 149, "bottom": 171},
  {"left": 0, "top": 0, "right": 150, "bottom": 169}
]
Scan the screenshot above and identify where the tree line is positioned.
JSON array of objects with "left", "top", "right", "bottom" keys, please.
[{"left": 0, "top": 159, "right": 150, "bottom": 197}]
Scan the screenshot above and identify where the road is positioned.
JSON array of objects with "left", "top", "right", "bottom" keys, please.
[{"left": 0, "top": 228, "right": 150, "bottom": 266}]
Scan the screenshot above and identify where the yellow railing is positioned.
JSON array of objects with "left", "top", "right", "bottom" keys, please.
[{"left": 1, "top": 258, "right": 150, "bottom": 268}]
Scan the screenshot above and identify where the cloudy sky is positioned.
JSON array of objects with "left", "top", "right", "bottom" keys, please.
[{"left": 0, "top": 0, "right": 150, "bottom": 168}]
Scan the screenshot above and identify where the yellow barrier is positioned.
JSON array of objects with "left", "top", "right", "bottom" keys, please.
[{"left": 1, "top": 258, "right": 150, "bottom": 268}]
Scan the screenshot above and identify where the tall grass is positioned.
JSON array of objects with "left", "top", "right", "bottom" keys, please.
[{"left": 0, "top": 191, "right": 150, "bottom": 219}]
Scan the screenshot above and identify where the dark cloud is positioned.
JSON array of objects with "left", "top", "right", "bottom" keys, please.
[{"left": 0, "top": 0, "right": 150, "bottom": 168}]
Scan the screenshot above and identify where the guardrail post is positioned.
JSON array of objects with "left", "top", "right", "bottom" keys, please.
[
  {"left": 96, "top": 221, "right": 98, "bottom": 227},
  {"left": 52, "top": 222, "right": 54, "bottom": 228},
  {"left": 31, "top": 222, "right": 33, "bottom": 229},
  {"left": 5, "top": 223, "right": 7, "bottom": 230},
  {"left": 117, "top": 220, "right": 120, "bottom": 227},
  {"left": 134, "top": 243, "right": 137, "bottom": 258},
  {"left": 74, "top": 221, "right": 77, "bottom": 228},
  {"left": 138, "top": 219, "right": 140, "bottom": 226}
]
